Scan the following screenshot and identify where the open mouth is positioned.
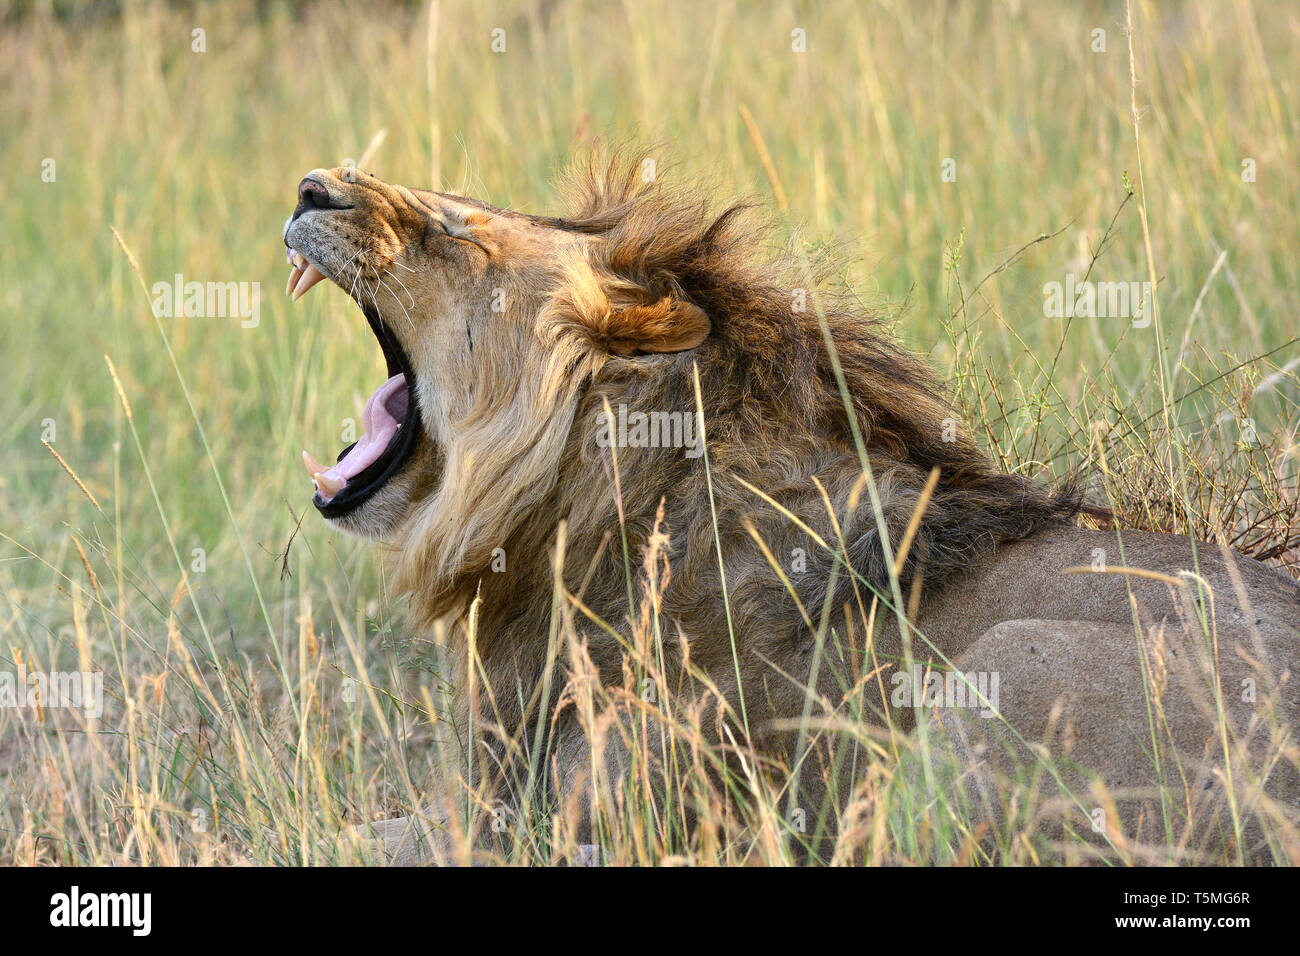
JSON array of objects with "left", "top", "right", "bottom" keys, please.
[{"left": 287, "top": 247, "right": 421, "bottom": 519}]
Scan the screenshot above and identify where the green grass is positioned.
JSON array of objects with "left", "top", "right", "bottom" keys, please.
[{"left": 0, "top": 0, "right": 1297, "bottom": 865}]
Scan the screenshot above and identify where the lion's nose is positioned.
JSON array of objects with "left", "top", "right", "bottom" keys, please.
[{"left": 298, "top": 177, "right": 333, "bottom": 209}]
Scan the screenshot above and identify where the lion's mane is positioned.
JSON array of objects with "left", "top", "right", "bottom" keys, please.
[{"left": 392, "top": 151, "right": 1088, "bottom": 742}]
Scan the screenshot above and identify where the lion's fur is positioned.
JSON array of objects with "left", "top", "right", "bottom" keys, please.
[
  {"left": 293, "top": 153, "right": 1300, "bottom": 859},
  {"left": 395, "top": 153, "right": 1086, "bottom": 623},
  {"left": 378, "top": 152, "right": 1100, "bottom": 780}
]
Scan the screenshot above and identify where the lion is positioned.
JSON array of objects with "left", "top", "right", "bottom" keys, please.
[{"left": 283, "top": 153, "right": 1299, "bottom": 863}]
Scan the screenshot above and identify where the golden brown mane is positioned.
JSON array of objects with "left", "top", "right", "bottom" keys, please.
[
  {"left": 292, "top": 155, "right": 1297, "bottom": 860},
  {"left": 393, "top": 150, "right": 1086, "bottom": 642}
]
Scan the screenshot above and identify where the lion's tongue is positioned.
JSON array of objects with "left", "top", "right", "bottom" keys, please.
[{"left": 311, "top": 374, "right": 409, "bottom": 502}]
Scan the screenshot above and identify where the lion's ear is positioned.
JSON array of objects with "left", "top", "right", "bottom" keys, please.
[{"left": 601, "top": 297, "right": 710, "bottom": 355}]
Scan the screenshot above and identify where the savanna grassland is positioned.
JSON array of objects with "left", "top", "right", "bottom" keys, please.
[{"left": 1, "top": 0, "right": 1297, "bottom": 865}]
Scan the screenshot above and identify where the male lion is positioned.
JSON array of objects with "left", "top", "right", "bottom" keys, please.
[{"left": 284, "top": 154, "right": 1299, "bottom": 863}]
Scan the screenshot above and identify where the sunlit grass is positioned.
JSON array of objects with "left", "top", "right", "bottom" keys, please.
[{"left": 0, "top": 0, "right": 1297, "bottom": 865}]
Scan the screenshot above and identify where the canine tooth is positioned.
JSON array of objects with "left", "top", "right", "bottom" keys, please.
[
  {"left": 287, "top": 265, "right": 304, "bottom": 296},
  {"left": 292, "top": 264, "right": 326, "bottom": 301},
  {"left": 302, "top": 449, "right": 328, "bottom": 480},
  {"left": 313, "top": 471, "right": 345, "bottom": 496}
]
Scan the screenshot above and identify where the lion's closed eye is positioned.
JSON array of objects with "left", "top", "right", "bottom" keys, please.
[{"left": 438, "top": 217, "right": 490, "bottom": 256}]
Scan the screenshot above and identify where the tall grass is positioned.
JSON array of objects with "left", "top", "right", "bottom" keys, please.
[{"left": 0, "top": 0, "right": 1297, "bottom": 864}]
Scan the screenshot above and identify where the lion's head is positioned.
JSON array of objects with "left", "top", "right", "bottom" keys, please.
[{"left": 285, "top": 151, "right": 1085, "bottom": 652}]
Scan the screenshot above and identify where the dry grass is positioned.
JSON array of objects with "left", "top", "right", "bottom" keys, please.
[{"left": 0, "top": 0, "right": 1297, "bottom": 865}]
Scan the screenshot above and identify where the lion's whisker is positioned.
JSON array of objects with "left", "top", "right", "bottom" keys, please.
[
  {"left": 346, "top": 257, "right": 366, "bottom": 304},
  {"left": 333, "top": 248, "right": 363, "bottom": 297},
  {"left": 384, "top": 267, "right": 417, "bottom": 310},
  {"left": 378, "top": 272, "right": 417, "bottom": 335},
  {"left": 367, "top": 275, "right": 415, "bottom": 337}
]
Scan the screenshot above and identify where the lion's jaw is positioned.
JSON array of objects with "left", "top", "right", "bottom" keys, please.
[
  {"left": 282, "top": 165, "right": 561, "bottom": 542},
  {"left": 281, "top": 163, "right": 720, "bottom": 619}
]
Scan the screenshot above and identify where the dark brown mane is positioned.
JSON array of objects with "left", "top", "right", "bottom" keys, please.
[
  {"left": 545, "top": 151, "right": 1089, "bottom": 607},
  {"left": 400, "top": 151, "right": 1094, "bottom": 785}
]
